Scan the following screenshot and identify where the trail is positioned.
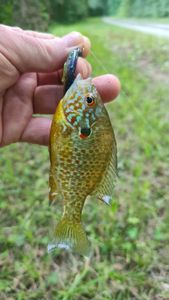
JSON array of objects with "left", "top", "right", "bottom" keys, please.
[{"left": 103, "top": 17, "right": 169, "bottom": 38}]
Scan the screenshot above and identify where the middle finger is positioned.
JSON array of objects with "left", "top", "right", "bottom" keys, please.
[{"left": 37, "top": 57, "right": 92, "bottom": 86}]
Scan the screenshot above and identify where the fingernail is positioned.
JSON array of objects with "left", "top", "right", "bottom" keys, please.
[
  {"left": 62, "top": 31, "right": 83, "bottom": 47},
  {"left": 75, "top": 58, "right": 92, "bottom": 79},
  {"left": 84, "top": 36, "right": 91, "bottom": 49},
  {"left": 80, "top": 61, "right": 89, "bottom": 78},
  {"left": 83, "top": 61, "right": 92, "bottom": 78},
  {"left": 81, "top": 36, "right": 91, "bottom": 57}
]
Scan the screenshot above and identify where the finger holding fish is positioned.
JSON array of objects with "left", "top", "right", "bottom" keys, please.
[{"left": 34, "top": 74, "right": 120, "bottom": 114}]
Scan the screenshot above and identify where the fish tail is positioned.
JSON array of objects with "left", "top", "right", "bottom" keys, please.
[{"left": 48, "top": 217, "right": 90, "bottom": 256}]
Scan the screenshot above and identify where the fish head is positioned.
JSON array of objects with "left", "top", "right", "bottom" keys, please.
[{"left": 62, "top": 74, "right": 104, "bottom": 133}]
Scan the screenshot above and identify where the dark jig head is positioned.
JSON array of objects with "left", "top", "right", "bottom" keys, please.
[{"left": 63, "top": 48, "right": 82, "bottom": 94}]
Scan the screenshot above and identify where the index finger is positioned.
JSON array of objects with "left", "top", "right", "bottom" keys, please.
[{"left": 0, "top": 26, "right": 91, "bottom": 73}]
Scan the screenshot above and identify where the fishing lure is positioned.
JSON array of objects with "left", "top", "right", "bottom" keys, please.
[{"left": 48, "top": 49, "right": 117, "bottom": 256}]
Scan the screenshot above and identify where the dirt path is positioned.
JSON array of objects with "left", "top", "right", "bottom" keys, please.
[{"left": 103, "top": 17, "right": 169, "bottom": 38}]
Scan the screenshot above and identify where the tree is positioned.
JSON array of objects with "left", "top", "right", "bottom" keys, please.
[
  {"left": 0, "top": 0, "right": 13, "bottom": 25},
  {"left": 13, "top": 0, "right": 49, "bottom": 31},
  {"left": 50, "top": 0, "right": 88, "bottom": 23},
  {"left": 88, "top": 0, "right": 109, "bottom": 16},
  {"left": 118, "top": 0, "right": 135, "bottom": 17},
  {"left": 108, "top": 0, "right": 122, "bottom": 16},
  {"left": 117, "top": 0, "right": 169, "bottom": 18}
]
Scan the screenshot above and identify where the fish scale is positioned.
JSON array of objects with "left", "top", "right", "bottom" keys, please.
[{"left": 48, "top": 74, "right": 117, "bottom": 256}]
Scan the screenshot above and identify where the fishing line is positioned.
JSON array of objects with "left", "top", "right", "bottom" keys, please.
[
  {"left": 89, "top": 48, "right": 148, "bottom": 122},
  {"left": 89, "top": 48, "right": 158, "bottom": 144},
  {"left": 89, "top": 49, "right": 110, "bottom": 74}
]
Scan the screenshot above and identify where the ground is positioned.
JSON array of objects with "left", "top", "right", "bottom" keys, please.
[
  {"left": 103, "top": 17, "right": 169, "bottom": 38},
  {"left": 0, "top": 18, "right": 169, "bottom": 300}
]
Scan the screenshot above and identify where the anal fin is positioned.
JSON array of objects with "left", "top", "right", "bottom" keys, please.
[{"left": 49, "top": 171, "right": 62, "bottom": 205}]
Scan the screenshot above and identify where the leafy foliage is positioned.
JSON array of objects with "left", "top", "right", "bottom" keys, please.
[
  {"left": 115, "top": 0, "right": 169, "bottom": 17},
  {"left": 13, "top": 0, "right": 49, "bottom": 31},
  {"left": 50, "top": 0, "right": 88, "bottom": 23},
  {"left": 0, "top": 0, "right": 169, "bottom": 30},
  {"left": 88, "top": 0, "right": 109, "bottom": 16},
  {"left": 118, "top": 0, "right": 135, "bottom": 17},
  {"left": 0, "top": 0, "right": 49, "bottom": 30},
  {"left": 108, "top": 0, "right": 122, "bottom": 15},
  {"left": 0, "top": 0, "right": 13, "bottom": 25}
]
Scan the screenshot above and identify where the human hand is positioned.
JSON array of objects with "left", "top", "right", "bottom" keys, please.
[{"left": 0, "top": 25, "right": 120, "bottom": 147}]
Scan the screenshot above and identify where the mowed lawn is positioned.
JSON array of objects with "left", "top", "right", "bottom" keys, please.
[{"left": 0, "top": 18, "right": 169, "bottom": 300}]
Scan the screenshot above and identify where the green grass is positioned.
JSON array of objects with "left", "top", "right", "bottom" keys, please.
[{"left": 0, "top": 18, "right": 169, "bottom": 299}]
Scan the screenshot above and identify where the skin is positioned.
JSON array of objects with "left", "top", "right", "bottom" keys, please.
[{"left": 0, "top": 25, "right": 120, "bottom": 147}]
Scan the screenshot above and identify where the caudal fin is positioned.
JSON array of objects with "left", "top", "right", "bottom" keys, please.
[{"left": 48, "top": 218, "right": 90, "bottom": 256}]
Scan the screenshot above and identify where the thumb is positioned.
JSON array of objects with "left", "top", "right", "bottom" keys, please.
[{"left": 0, "top": 25, "right": 90, "bottom": 73}]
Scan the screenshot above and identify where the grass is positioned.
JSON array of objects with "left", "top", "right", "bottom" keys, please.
[{"left": 0, "top": 18, "right": 169, "bottom": 299}]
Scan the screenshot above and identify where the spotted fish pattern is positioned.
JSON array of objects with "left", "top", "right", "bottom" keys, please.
[{"left": 48, "top": 74, "right": 117, "bottom": 256}]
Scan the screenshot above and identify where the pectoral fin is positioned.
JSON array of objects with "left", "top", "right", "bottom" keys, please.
[{"left": 90, "top": 138, "right": 117, "bottom": 205}]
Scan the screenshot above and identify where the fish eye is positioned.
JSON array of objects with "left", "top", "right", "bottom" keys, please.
[{"left": 86, "top": 95, "right": 95, "bottom": 107}]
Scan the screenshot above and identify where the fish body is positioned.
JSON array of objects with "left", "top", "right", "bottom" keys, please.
[{"left": 48, "top": 74, "right": 117, "bottom": 256}]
